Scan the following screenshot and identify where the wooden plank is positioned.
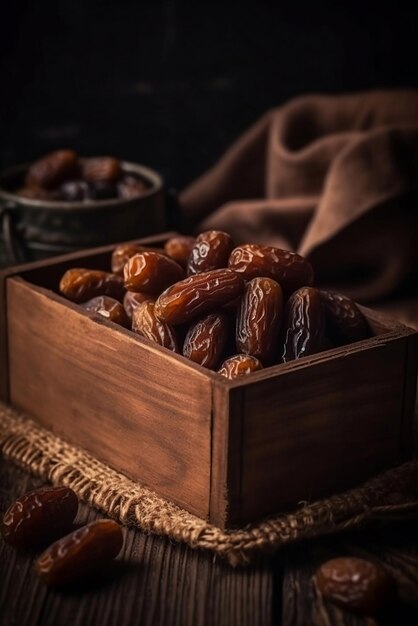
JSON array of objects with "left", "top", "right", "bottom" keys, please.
[
  {"left": 2, "top": 458, "right": 418, "bottom": 626},
  {"left": 223, "top": 327, "right": 417, "bottom": 394},
  {"left": 240, "top": 338, "right": 410, "bottom": 524},
  {"left": 0, "top": 232, "right": 176, "bottom": 403},
  {"left": 7, "top": 277, "right": 212, "bottom": 518},
  {"left": 0, "top": 457, "right": 274, "bottom": 626},
  {"left": 210, "top": 383, "right": 244, "bottom": 528},
  {"left": 358, "top": 304, "right": 409, "bottom": 335}
]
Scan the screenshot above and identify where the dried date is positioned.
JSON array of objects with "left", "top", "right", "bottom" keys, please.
[
  {"left": 25, "top": 150, "right": 78, "bottom": 189},
  {"left": 35, "top": 519, "right": 123, "bottom": 587},
  {"left": 88, "top": 180, "right": 118, "bottom": 200},
  {"left": 111, "top": 243, "right": 165, "bottom": 276},
  {"left": 124, "top": 251, "right": 185, "bottom": 295},
  {"left": 83, "top": 296, "right": 130, "bottom": 328},
  {"left": 280, "top": 286, "right": 324, "bottom": 362},
  {"left": 154, "top": 268, "right": 244, "bottom": 326},
  {"left": 16, "top": 187, "right": 58, "bottom": 201},
  {"left": 1, "top": 486, "right": 78, "bottom": 549},
  {"left": 132, "top": 300, "right": 179, "bottom": 352},
  {"left": 82, "top": 157, "right": 121, "bottom": 183},
  {"left": 112, "top": 243, "right": 143, "bottom": 275},
  {"left": 59, "top": 269, "right": 125, "bottom": 303},
  {"left": 59, "top": 180, "right": 90, "bottom": 201},
  {"left": 222, "top": 295, "right": 241, "bottom": 313},
  {"left": 118, "top": 175, "right": 148, "bottom": 199},
  {"left": 183, "top": 312, "right": 229, "bottom": 369},
  {"left": 218, "top": 354, "right": 263, "bottom": 379},
  {"left": 187, "top": 230, "right": 234, "bottom": 275},
  {"left": 228, "top": 244, "right": 314, "bottom": 293},
  {"left": 123, "top": 291, "right": 154, "bottom": 319},
  {"left": 236, "top": 277, "right": 283, "bottom": 365},
  {"left": 164, "top": 236, "right": 195, "bottom": 269},
  {"left": 315, "top": 557, "right": 395, "bottom": 615},
  {"left": 320, "top": 290, "right": 370, "bottom": 345}
]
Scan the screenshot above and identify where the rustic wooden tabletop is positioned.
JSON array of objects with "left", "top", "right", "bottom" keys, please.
[
  {"left": 1, "top": 453, "right": 417, "bottom": 626},
  {"left": 1, "top": 299, "right": 418, "bottom": 626}
]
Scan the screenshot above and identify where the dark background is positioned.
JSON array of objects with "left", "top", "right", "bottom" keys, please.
[{"left": 1, "top": 1, "right": 418, "bottom": 190}]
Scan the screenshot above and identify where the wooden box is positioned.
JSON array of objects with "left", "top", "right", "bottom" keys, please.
[{"left": 1, "top": 233, "right": 417, "bottom": 529}]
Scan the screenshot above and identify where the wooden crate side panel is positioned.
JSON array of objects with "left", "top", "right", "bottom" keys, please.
[
  {"left": 210, "top": 385, "right": 243, "bottom": 528},
  {"left": 7, "top": 278, "right": 212, "bottom": 518},
  {"left": 240, "top": 339, "right": 409, "bottom": 523},
  {"left": 0, "top": 232, "right": 176, "bottom": 402}
]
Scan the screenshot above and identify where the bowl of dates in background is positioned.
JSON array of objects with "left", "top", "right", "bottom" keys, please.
[{"left": 0, "top": 150, "right": 165, "bottom": 267}]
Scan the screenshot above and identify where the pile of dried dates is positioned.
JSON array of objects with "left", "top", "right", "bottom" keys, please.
[
  {"left": 16, "top": 149, "right": 148, "bottom": 202},
  {"left": 59, "top": 231, "right": 370, "bottom": 379},
  {"left": 1, "top": 486, "right": 123, "bottom": 587}
]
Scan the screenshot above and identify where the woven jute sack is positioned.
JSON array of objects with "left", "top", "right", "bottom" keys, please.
[{"left": 1, "top": 401, "right": 417, "bottom": 567}]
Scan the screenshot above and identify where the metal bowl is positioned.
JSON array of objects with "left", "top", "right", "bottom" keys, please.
[{"left": 0, "top": 161, "right": 165, "bottom": 266}]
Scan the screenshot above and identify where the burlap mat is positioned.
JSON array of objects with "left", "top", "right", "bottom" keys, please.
[{"left": 1, "top": 401, "right": 417, "bottom": 567}]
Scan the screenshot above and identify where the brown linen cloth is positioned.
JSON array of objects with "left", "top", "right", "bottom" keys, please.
[{"left": 180, "top": 91, "right": 418, "bottom": 302}]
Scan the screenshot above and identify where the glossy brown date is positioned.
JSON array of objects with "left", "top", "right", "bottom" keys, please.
[
  {"left": 35, "top": 519, "right": 123, "bottom": 587},
  {"left": 59, "top": 268, "right": 125, "bottom": 303},
  {"left": 187, "top": 230, "right": 234, "bottom": 275},
  {"left": 111, "top": 243, "right": 166, "bottom": 276},
  {"left": 280, "top": 287, "right": 324, "bottom": 362},
  {"left": 118, "top": 175, "right": 147, "bottom": 199},
  {"left": 154, "top": 268, "right": 244, "bottom": 326},
  {"left": 82, "top": 157, "right": 121, "bottom": 183},
  {"left": 320, "top": 290, "right": 370, "bottom": 345},
  {"left": 123, "top": 291, "right": 154, "bottom": 319},
  {"left": 59, "top": 179, "right": 91, "bottom": 201},
  {"left": 236, "top": 277, "right": 283, "bottom": 365},
  {"left": 1, "top": 486, "right": 78, "bottom": 549},
  {"left": 83, "top": 296, "right": 130, "bottom": 328},
  {"left": 183, "top": 312, "right": 229, "bottom": 369},
  {"left": 222, "top": 295, "right": 241, "bottom": 313},
  {"left": 228, "top": 244, "right": 314, "bottom": 293},
  {"left": 315, "top": 557, "right": 395, "bottom": 615},
  {"left": 218, "top": 354, "right": 263, "bottom": 379},
  {"left": 25, "top": 149, "right": 78, "bottom": 190},
  {"left": 16, "top": 186, "right": 58, "bottom": 201},
  {"left": 124, "top": 251, "right": 185, "bottom": 295},
  {"left": 132, "top": 301, "right": 179, "bottom": 352},
  {"left": 164, "top": 236, "right": 195, "bottom": 269}
]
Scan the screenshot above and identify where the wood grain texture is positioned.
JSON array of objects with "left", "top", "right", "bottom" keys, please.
[
  {"left": 1, "top": 458, "right": 418, "bottom": 626},
  {"left": 0, "top": 458, "right": 273, "bottom": 626},
  {"left": 210, "top": 383, "right": 244, "bottom": 528},
  {"left": 0, "top": 232, "right": 176, "bottom": 403},
  {"left": 239, "top": 337, "right": 411, "bottom": 523},
  {"left": 7, "top": 277, "right": 212, "bottom": 518}
]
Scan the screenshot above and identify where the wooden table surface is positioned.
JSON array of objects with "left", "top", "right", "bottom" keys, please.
[
  {"left": 1, "top": 453, "right": 417, "bottom": 626},
  {"left": 1, "top": 300, "right": 418, "bottom": 626}
]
